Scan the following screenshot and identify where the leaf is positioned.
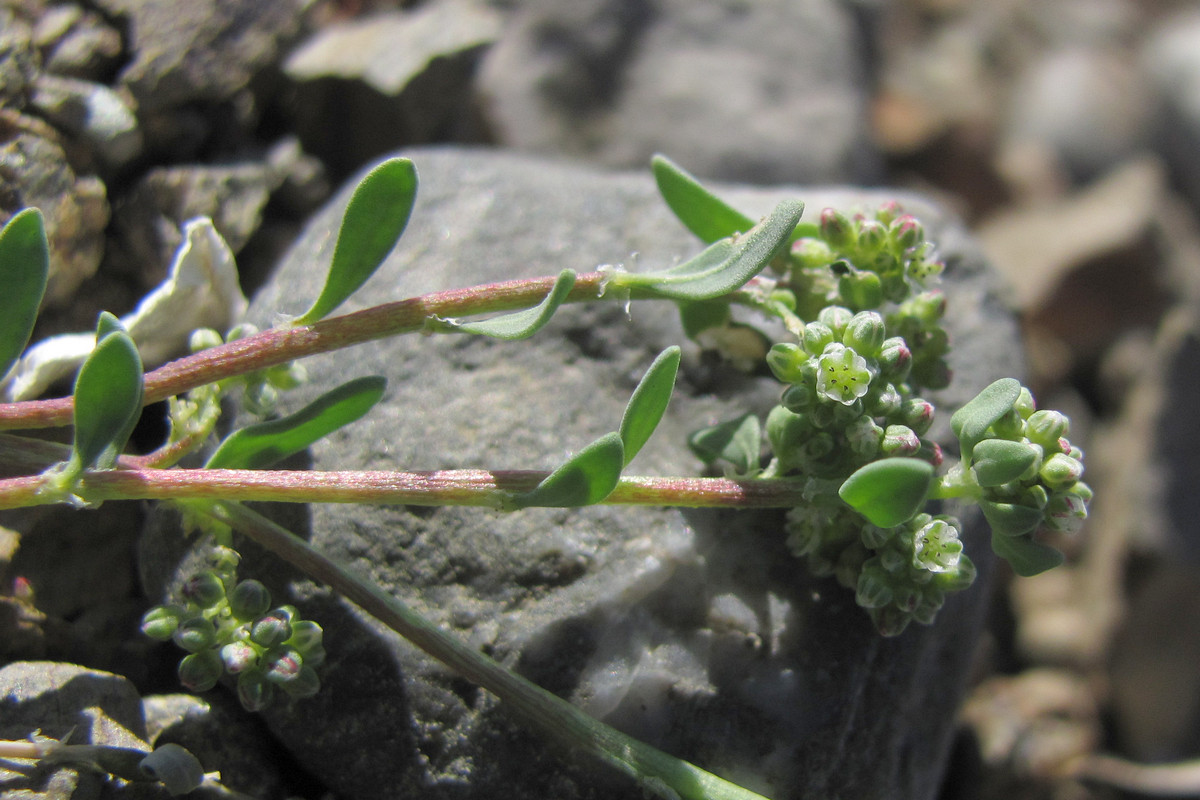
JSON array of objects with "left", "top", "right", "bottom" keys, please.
[
  {"left": 688, "top": 413, "right": 761, "bottom": 476},
  {"left": 990, "top": 531, "right": 1064, "bottom": 577},
  {"left": 295, "top": 158, "right": 418, "bottom": 324},
  {"left": 970, "top": 439, "right": 1039, "bottom": 487},
  {"left": 978, "top": 498, "right": 1043, "bottom": 538},
  {"left": 0, "top": 208, "right": 49, "bottom": 380},
  {"left": 678, "top": 299, "right": 730, "bottom": 339},
  {"left": 206, "top": 376, "right": 387, "bottom": 469},
  {"left": 619, "top": 347, "right": 680, "bottom": 466},
  {"left": 508, "top": 432, "right": 625, "bottom": 509},
  {"left": 838, "top": 457, "right": 934, "bottom": 528},
  {"left": 444, "top": 270, "right": 576, "bottom": 340},
  {"left": 652, "top": 154, "right": 756, "bottom": 244},
  {"left": 72, "top": 314, "right": 144, "bottom": 471},
  {"left": 610, "top": 199, "right": 804, "bottom": 301},
  {"left": 951, "top": 378, "right": 1021, "bottom": 460}
]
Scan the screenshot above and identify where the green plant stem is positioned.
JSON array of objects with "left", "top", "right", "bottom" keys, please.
[
  {"left": 208, "top": 499, "right": 776, "bottom": 800},
  {"left": 0, "top": 467, "right": 808, "bottom": 511}
]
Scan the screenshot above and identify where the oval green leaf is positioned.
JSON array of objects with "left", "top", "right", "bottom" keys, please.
[
  {"left": 73, "top": 317, "right": 144, "bottom": 470},
  {"left": 611, "top": 199, "right": 804, "bottom": 301},
  {"left": 970, "top": 438, "right": 1039, "bottom": 487},
  {"left": 978, "top": 498, "right": 1043, "bottom": 538},
  {"left": 687, "top": 412, "right": 761, "bottom": 477},
  {"left": 509, "top": 432, "right": 625, "bottom": 509},
  {"left": 990, "top": 531, "right": 1064, "bottom": 577},
  {"left": 295, "top": 158, "right": 418, "bottom": 324},
  {"left": 951, "top": 378, "right": 1021, "bottom": 460},
  {"left": 652, "top": 154, "right": 756, "bottom": 244},
  {"left": 0, "top": 208, "right": 49, "bottom": 380},
  {"left": 619, "top": 347, "right": 680, "bottom": 467},
  {"left": 444, "top": 270, "right": 576, "bottom": 340},
  {"left": 206, "top": 375, "right": 387, "bottom": 469},
  {"left": 838, "top": 457, "right": 934, "bottom": 528}
]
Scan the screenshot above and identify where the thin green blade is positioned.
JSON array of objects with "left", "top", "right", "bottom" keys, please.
[
  {"left": 444, "top": 270, "right": 576, "bottom": 340},
  {"left": 73, "top": 315, "right": 144, "bottom": 471},
  {"left": 0, "top": 209, "right": 49, "bottom": 379},
  {"left": 619, "top": 347, "right": 680, "bottom": 466},
  {"left": 296, "top": 158, "right": 418, "bottom": 324},
  {"left": 652, "top": 154, "right": 756, "bottom": 244},
  {"left": 509, "top": 432, "right": 625, "bottom": 509},
  {"left": 207, "top": 376, "right": 387, "bottom": 469},
  {"left": 687, "top": 413, "right": 761, "bottom": 476}
]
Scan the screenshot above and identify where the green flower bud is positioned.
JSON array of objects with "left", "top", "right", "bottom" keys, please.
[
  {"left": 178, "top": 650, "right": 223, "bottom": 692},
  {"left": 816, "top": 343, "right": 872, "bottom": 405},
  {"left": 1025, "top": 410, "right": 1070, "bottom": 450},
  {"left": 860, "top": 523, "right": 892, "bottom": 550},
  {"left": 286, "top": 620, "right": 324, "bottom": 653},
  {"left": 180, "top": 571, "right": 226, "bottom": 609},
  {"left": 875, "top": 201, "right": 902, "bottom": 226},
  {"left": 869, "top": 605, "right": 913, "bottom": 637},
  {"left": 264, "top": 647, "right": 304, "bottom": 685},
  {"left": 911, "top": 355, "right": 951, "bottom": 390},
  {"left": 300, "top": 644, "right": 326, "bottom": 669},
  {"left": 769, "top": 288, "right": 797, "bottom": 312},
  {"left": 791, "top": 237, "right": 835, "bottom": 269},
  {"left": 842, "top": 311, "right": 886, "bottom": 357},
  {"left": 226, "top": 323, "right": 259, "bottom": 341},
  {"left": 188, "top": 328, "right": 224, "bottom": 353},
  {"left": 802, "top": 321, "right": 835, "bottom": 356},
  {"left": 250, "top": 609, "right": 293, "bottom": 648},
  {"left": 141, "top": 605, "right": 183, "bottom": 641},
  {"left": 857, "top": 220, "right": 887, "bottom": 254},
  {"left": 220, "top": 641, "right": 259, "bottom": 674},
  {"left": 834, "top": 543, "right": 869, "bottom": 589},
  {"left": 877, "top": 337, "right": 912, "bottom": 381},
  {"left": 845, "top": 415, "right": 883, "bottom": 459},
  {"left": 881, "top": 425, "right": 920, "bottom": 457},
  {"left": 931, "top": 553, "right": 976, "bottom": 593},
  {"left": 766, "top": 342, "right": 807, "bottom": 384},
  {"left": 912, "top": 518, "right": 963, "bottom": 572},
  {"left": 867, "top": 382, "right": 903, "bottom": 417},
  {"left": 838, "top": 269, "right": 883, "bottom": 311},
  {"left": 990, "top": 408, "right": 1025, "bottom": 441},
  {"left": 236, "top": 668, "right": 275, "bottom": 712},
  {"left": 1039, "top": 452, "right": 1084, "bottom": 489},
  {"left": 781, "top": 382, "right": 817, "bottom": 412},
  {"left": 856, "top": 563, "right": 893, "bottom": 609},
  {"left": 890, "top": 215, "right": 924, "bottom": 251},
  {"left": 898, "top": 398, "right": 935, "bottom": 435},
  {"left": 244, "top": 381, "right": 279, "bottom": 417},
  {"left": 207, "top": 546, "right": 241, "bottom": 578},
  {"left": 173, "top": 616, "right": 217, "bottom": 652},
  {"left": 265, "top": 361, "right": 307, "bottom": 391},
  {"left": 281, "top": 666, "right": 321, "bottom": 699},
  {"left": 819, "top": 208, "right": 856, "bottom": 250},
  {"left": 229, "top": 580, "right": 272, "bottom": 622},
  {"left": 1013, "top": 387, "right": 1036, "bottom": 419},
  {"left": 1045, "top": 489, "right": 1089, "bottom": 533},
  {"left": 817, "top": 305, "right": 854, "bottom": 339}
]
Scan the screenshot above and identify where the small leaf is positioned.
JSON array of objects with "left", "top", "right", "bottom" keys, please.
[
  {"left": 688, "top": 413, "right": 761, "bottom": 476},
  {"left": 73, "top": 315, "right": 144, "bottom": 470},
  {"left": 611, "top": 199, "right": 804, "bottom": 301},
  {"left": 652, "top": 154, "right": 756, "bottom": 244},
  {"left": 0, "top": 208, "right": 49, "bottom": 380},
  {"left": 444, "top": 270, "right": 576, "bottom": 340},
  {"left": 970, "top": 439, "right": 1039, "bottom": 487},
  {"left": 206, "top": 376, "right": 387, "bottom": 469},
  {"left": 295, "top": 158, "right": 418, "bottom": 324},
  {"left": 619, "top": 347, "right": 680, "bottom": 466},
  {"left": 838, "top": 457, "right": 934, "bottom": 528},
  {"left": 990, "top": 531, "right": 1064, "bottom": 577},
  {"left": 978, "top": 498, "right": 1043, "bottom": 538},
  {"left": 951, "top": 378, "right": 1022, "bottom": 460},
  {"left": 509, "top": 432, "right": 625, "bottom": 509}
]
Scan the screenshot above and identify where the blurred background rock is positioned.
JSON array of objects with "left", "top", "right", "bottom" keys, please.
[{"left": 3, "top": 0, "right": 1200, "bottom": 797}]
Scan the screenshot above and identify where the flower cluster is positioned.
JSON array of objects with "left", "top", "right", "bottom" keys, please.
[{"left": 140, "top": 546, "right": 324, "bottom": 711}]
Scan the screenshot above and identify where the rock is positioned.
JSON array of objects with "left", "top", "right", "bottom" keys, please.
[
  {"left": 0, "top": 132, "right": 110, "bottom": 306},
  {"left": 0, "top": 7, "right": 39, "bottom": 108},
  {"left": 284, "top": 1, "right": 501, "bottom": 177},
  {"left": 33, "top": 3, "right": 124, "bottom": 81},
  {"left": 477, "top": 0, "right": 880, "bottom": 184},
  {"left": 29, "top": 73, "right": 142, "bottom": 167},
  {"left": 142, "top": 148, "right": 1020, "bottom": 800},
  {"left": 1144, "top": 8, "right": 1200, "bottom": 209}
]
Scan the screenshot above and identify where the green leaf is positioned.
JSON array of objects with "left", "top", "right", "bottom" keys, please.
[
  {"left": 652, "top": 154, "right": 756, "bottom": 244},
  {"left": 206, "top": 376, "right": 387, "bottom": 469},
  {"left": 678, "top": 299, "right": 730, "bottom": 339},
  {"left": 688, "top": 413, "right": 761, "bottom": 476},
  {"left": 0, "top": 208, "right": 49, "bottom": 380},
  {"left": 610, "top": 199, "right": 804, "bottom": 301},
  {"left": 619, "top": 347, "right": 680, "bottom": 466},
  {"left": 970, "top": 439, "right": 1039, "bottom": 487},
  {"left": 72, "top": 315, "right": 144, "bottom": 470},
  {"left": 951, "top": 378, "right": 1022, "bottom": 460},
  {"left": 295, "top": 158, "right": 418, "bottom": 324},
  {"left": 444, "top": 270, "right": 576, "bottom": 340},
  {"left": 990, "top": 531, "right": 1064, "bottom": 577},
  {"left": 978, "top": 498, "right": 1043, "bottom": 538},
  {"left": 509, "top": 432, "right": 625, "bottom": 509},
  {"left": 838, "top": 457, "right": 934, "bottom": 528}
]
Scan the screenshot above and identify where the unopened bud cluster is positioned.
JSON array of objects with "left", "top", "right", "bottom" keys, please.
[{"left": 140, "top": 546, "right": 324, "bottom": 711}]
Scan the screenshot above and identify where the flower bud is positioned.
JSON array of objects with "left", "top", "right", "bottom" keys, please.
[
  {"left": 801, "top": 321, "right": 835, "bottom": 356},
  {"left": 1025, "top": 410, "right": 1070, "bottom": 450},
  {"left": 817, "top": 305, "right": 854, "bottom": 339},
  {"left": 881, "top": 425, "right": 920, "bottom": 457},
  {"left": 842, "top": 311, "right": 886, "bottom": 358},
  {"left": 226, "top": 323, "right": 259, "bottom": 341},
  {"left": 838, "top": 269, "right": 883, "bottom": 311},
  {"left": 207, "top": 546, "right": 241, "bottom": 578},
  {"left": 856, "top": 564, "right": 893, "bottom": 609},
  {"left": 188, "top": 328, "right": 224, "bottom": 353},
  {"left": 875, "top": 201, "right": 901, "bottom": 226},
  {"left": 819, "top": 208, "right": 856, "bottom": 250},
  {"left": 178, "top": 651, "right": 223, "bottom": 692},
  {"left": 236, "top": 668, "right": 275, "bottom": 712},
  {"left": 877, "top": 337, "right": 912, "bottom": 381},
  {"left": 781, "top": 382, "right": 816, "bottom": 412},
  {"left": 867, "top": 382, "right": 902, "bottom": 417},
  {"left": 845, "top": 415, "right": 883, "bottom": 459},
  {"left": 300, "top": 644, "right": 326, "bottom": 669},
  {"left": 220, "top": 641, "right": 259, "bottom": 674},
  {"left": 898, "top": 398, "right": 935, "bottom": 435},
  {"left": 1045, "top": 488, "right": 1089, "bottom": 533},
  {"left": 904, "top": 291, "right": 946, "bottom": 325},
  {"left": 890, "top": 215, "right": 924, "bottom": 251},
  {"left": 990, "top": 408, "right": 1025, "bottom": 441},
  {"left": 250, "top": 609, "right": 293, "bottom": 648},
  {"left": 1039, "top": 452, "right": 1084, "bottom": 489},
  {"left": 857, "top": 220, "right": 887, "bottom": 254},
  {"left": 791, "top": 237, "right": 835, "bottom": 269},
  {"left": 141, "top": 605, "right": 183, "bottom": 641},
  {"left": 229, "top": 580, "right": 272, "bottom": 622},
  {"left": 286, "top": 620, "right": 324, "bottom": 653},
  {"left": 911, "top": 355, "right": 951, "bottom": 390},
  {"left": 1013, "top": 386, "right": 1036, "bottom": 419},
  {"left": 264, "top": 647, "right": 304, "bottom": 685},
  {"left": 281, "top": 666, "right": 321, "bottom": 699},
  {"left": 766, "top": 342, "right": 807, "bottom": 384},
  {"left": 173, "top": 616, "right": 217, "bottom": 652},
  {"left": 180, "top": 571, "right": 226, "bottom": 609},
  {"left": 767, "top": 406, "right": 811, "bottom": 470}
]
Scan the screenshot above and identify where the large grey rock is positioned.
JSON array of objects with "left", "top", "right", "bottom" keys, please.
[
  {"left": 477, "top": 0, "right": 880, "bottom": 184},
  {"left": 144, "top": 148, "right": 1019, "bottom": 800}
]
